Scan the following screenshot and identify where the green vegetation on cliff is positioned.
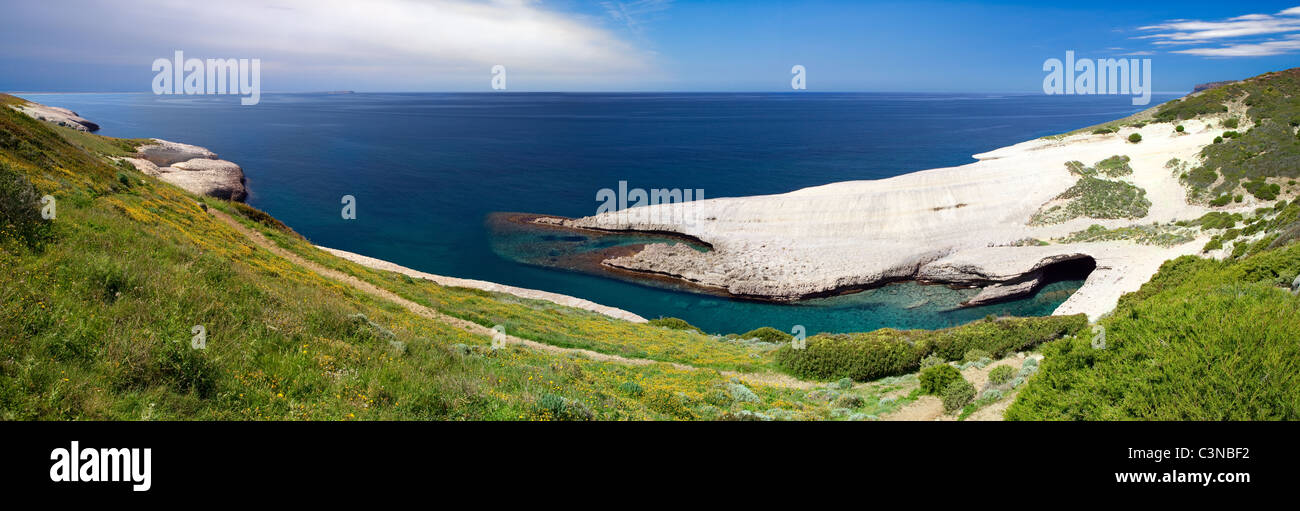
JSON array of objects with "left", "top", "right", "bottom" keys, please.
[{"left": 1007, "top": 245, "right": 1300, "bottom": 420}]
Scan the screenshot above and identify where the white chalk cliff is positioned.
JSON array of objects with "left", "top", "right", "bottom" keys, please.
[
  {"left": 564, "top": 117, "right": 1250, "bottom": 321},
  {"left": 123, "top": 140, "right": 248, "bottom": 202},
  {"left": 10, "top": 102, "right": 99, "bottom": 132}
]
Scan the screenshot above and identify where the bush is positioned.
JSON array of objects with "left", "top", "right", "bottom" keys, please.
[
  {"left": 1030, "top": 176, "right": 1150, "bottom": 224},
  {"left": 988, "top": 365, "right": 1016, "bottom": 385},
  {"left": 1128, "top": 133, "right": 1142, "bottom": 143},
  {"left": 0, "top": 163, "right": 55, "bottom": 250},
  {"left": 739, "top": 326, "right": 792, "bottom": 343},
  {"left": 618, "top": 381, "right": 644, "bottom": 397},
  {"left": 774, "top": 315, "right": 1086, "bottom": 381},
  {"left": 647, "top": 317, "right": 702, "bottom": 333},
  {"left": 1175, "top": 125, "right": 1185, "bottom": 133},
  {"left": 919, "top": 354, "right": 944, "bottom": 369},
  {"left": 537, "top": 394, "right": 594, "bottom": 421},
  {"left": 1245, "top": 181, "right": 1281, "bottom": 201},
  {"left": 962, "top": 348, "right": 991, "bottom": 363},
  {"left": 1223, "top": 117, "right": 1239, "bottom": 129},
  {"left": 920, "top": 364, "right": 962, "bottom": 395},
  {"left": 1008, "top": 243, "right": 1300, "bottom": 420},
  {"left": 1213, "top": 136, "right": 1224, "bottom": 144},
  {"left": 941, "top": 378, "right": 976, "bottom": 413},
  {"left": 726, "top": 382, "right": 760, "bottom": 403}
]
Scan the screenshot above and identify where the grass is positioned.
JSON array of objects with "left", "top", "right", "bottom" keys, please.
[
  {"left": 1006, "top": 244, "right": 1300, "bottom": 420},
  {"left": 772, "top": 315, "right": 1086, "bottom": 382},
  {"left": 1030, "top": 175, "right": 1151, "bottom": 225},
  {"left": 0, "top": 94, "right": 864, "bottom": 420},
  {"left": 1161, "top": 68, "right": 1300, "bottom": 197},
  {"left": 212, "top": 210, "right": 773, "bottom": 372},
  {"left": 1059, "top": 223, "right": 1195, "bottom": 247}
]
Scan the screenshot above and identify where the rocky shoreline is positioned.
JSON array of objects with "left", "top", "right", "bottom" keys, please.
[{"left": 539, "top": 104, "right": 1242, "bottom": 321}]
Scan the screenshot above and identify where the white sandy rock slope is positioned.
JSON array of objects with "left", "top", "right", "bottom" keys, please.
[
  {"left": 567, "top": 119, "right": 1249, "bottom": 321},
  {"left": 122, "top": 139, "right": 248, "bottom": 202},
  {"left": 10, "top": 102, "right": 99, "bottom": 132}
]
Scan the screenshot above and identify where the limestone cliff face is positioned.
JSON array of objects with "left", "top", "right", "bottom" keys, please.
[
  {"left": 125, "top": 139, "right": 249, "bottom": 202},
  {"left": 10, "top": 103, "right": 99, "bottom": 132},
  {"left": 13, "top": 99, "right": 249, "bottom": 202},
  {"left": 565, "top": 119, "right": 1232, "bottom": 321}
]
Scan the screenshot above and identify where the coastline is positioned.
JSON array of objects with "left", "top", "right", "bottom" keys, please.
[
  {"left": 318, "top": 246, "right": 648, "bottom": 323},
  {"left": 542, "top": 104, "right": 1255, "bottom": 321},
  {"left": 13, "top": 91, "right": 1246, "bottom": 325}
]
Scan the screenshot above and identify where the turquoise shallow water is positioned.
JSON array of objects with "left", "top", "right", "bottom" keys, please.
[{"left": 19, "top": 91, "right": 1173, "bottom": 334}]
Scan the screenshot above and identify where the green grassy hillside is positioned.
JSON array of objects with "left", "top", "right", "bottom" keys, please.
[
  {"left": 4, "top": 65, "right": 1300, "bottom": 422},
  {"left": 0, "top": 95, "right": 840, "bottom": 420}
]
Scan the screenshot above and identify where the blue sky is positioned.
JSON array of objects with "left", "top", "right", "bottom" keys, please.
[{"left": 2, "top": 0, "right": 1299, "bottom": 92}]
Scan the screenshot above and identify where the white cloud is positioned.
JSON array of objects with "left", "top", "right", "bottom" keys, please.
[
  {"left": 2, "top": 0, "right": 660, "bottom": 89},
  {"left": 1137, "top": 5, "right": 1300, "bottom": 57},
  {"left": 1171, "top": 34, "right": 1300, "bottom": 57}
]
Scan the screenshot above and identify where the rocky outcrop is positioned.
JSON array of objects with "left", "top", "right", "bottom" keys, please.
[
  {"left": 137, "top": 139, "right": 217, "bottom": 166},
  {"left": 13, "top": 99, "right": 248, "bottom": 202},
  {"left": 11, "top": 102, "right": 99, "bottom": 132},
  {"left": 124, "top": 139, "right": 247, "bottom": 202},
  {"left": 559, "top": 119, "right": 1225, "bottom": 321},
  {"left": 1192, "top": 81, "right": 1235, "bottom": 93}
]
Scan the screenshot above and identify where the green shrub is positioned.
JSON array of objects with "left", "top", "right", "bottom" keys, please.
[
  {"left": 919, "top": 354, "right": 944, "bottom": 369},
  {"left": 1094, "top": 155, "right": 1133, "bottom": 177},
  {"left": 537, "top": 394, "right": 594, "bottom": 421},
  {"left": 1175, "top": 125, "right": 1185, "bottom": 133},
  {"left": 726, "top": 382, "right": 760, "bottom": 403},
  {"left": 1030, "top": 176, "right": 1151, "bottom": 224},
  {"left": 941, "top": 378, "right": 975, "bottom": 413},
  {"left": 647, "top": 317, "right": 702, "bottom": 333},
  {"left": 0, "top": 163, "right": 55, "bottom": 250},
  {"left": 618, "top": 381, "right": 644, "bottom": 397},
  {"left": 962, "top": 348, "right": 990, "bottom": 363},
  {"left": 1245, "top": 181, "right": 1281, "bottom": 201},
  {"left": 774, "top": 329, "right": 925, "bottom": 381},
  {"left": 988, "top": 365, "right": 1016, "bottom": 385},
  {"left": 774, "top": 315, "right": 1086, "bottom": 381},
  {"left": 1223, "top": 117, "right": 1239, "bottom": 129},
  {"left": 740, "top": 326, "right": 792, "bottom": 343},
  {"left": 1223, "top": 130, "right": 1240, "bottom": 139},
  {"left": 1128, "top": 133, "right": 1142, "bottom": 143},
  {"left": 1008, "top": 243, "right": 1300, "bottom": 420},
  {"left": 920, "top": 364, "right": 962, "bottom": 395}
]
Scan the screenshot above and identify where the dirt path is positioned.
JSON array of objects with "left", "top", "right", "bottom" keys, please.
[
  {"left": 210, "top": 209, "right": 818, "bottom": 389},
  {"left": 881, "top": 354, "right": 1035, "bottom": 421}
]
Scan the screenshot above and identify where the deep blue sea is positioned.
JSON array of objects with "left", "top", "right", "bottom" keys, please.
[{"left": 21, "top": 91, "right": 1177, "bottom": 334}]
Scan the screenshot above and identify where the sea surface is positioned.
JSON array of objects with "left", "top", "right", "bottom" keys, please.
[{"left": 21, "top": 91, "right": 1177, "bottom": 334}]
